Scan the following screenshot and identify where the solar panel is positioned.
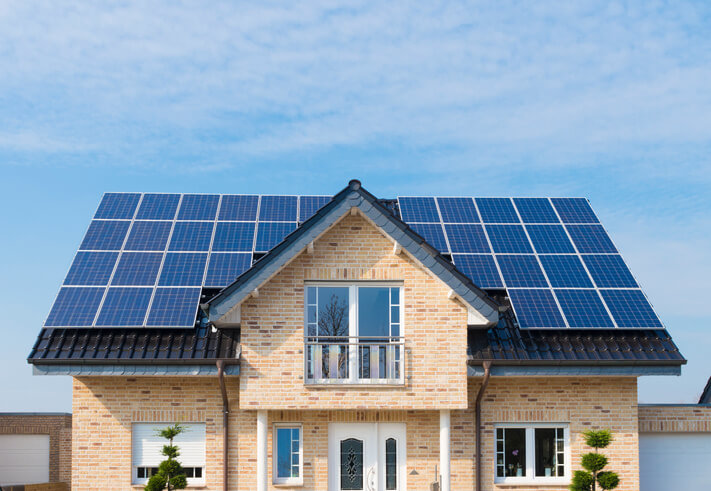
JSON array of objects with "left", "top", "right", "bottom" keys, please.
[
  {"left": 123, "top": 221, "right": 172, "bottom": 251},
  {"left": 204, "top": 253, "right": 252, "bottom": 287},
  {"left": 513, "top": 198, "right": 559, "bottom": 223},
  {"left": 496, "top": 255, "right": 548, "bottom": 287},
  {"left": 409, "top": 223, "right": 449, "bottom": 253},
  {"left": 485, "top": 225, "right": 533, "bottom": 253},
  {"left": 507, "top": 289, "right": 566, "bottom": 328},
  {"left": 158, "top": 253, "right": 208, "bottom": 286},
  {"left": 146, "top": 288, "right": 201, "bottom": 327},
  {"left": 475, "top": 198, "right": 519, "bottom": 223},
  {"left": 64, "top": 251, "right": 118, "bottom": 286},
  {"left": 398, "top": 197, "right": 440, "bottom": 223},
  {"left": 525, "top": 225, "right": 576, "bottom": 253},
  {"left": 135, "top": 194, "right": 180, "bottom": 220},
  {"left": 452, "top": 254, "right": 503, "bottom": 289},
  {"left": 566, "top": 225, "right": 617, "bottom": 253},
  {"left": 218, "top": 195, "right": 259, "bottom": 221},
  {"left": 582, "top": 255, "right": 638, "bottom": 288},
  {"left": 80, "top": 221, "right": 131, "bottom": 251},
  {"left": 551, "top": 198, "right": 599, "bottom": 223},
  {"left": 168, "top": 222, "right": 214, "bottom": 251},
  {"left": 111, "top": 252, "right": 163, "bottom": 286},
  {"left": 600, "top": 290, "right": 663, "bottom": 328},
  {"left": 444, "top": 224, "right": 490, "bottom": 253},
  {"left": 554, "top": 289, "right": 614, "bottom": 328},
  {"left": 299, "top": 196, "right": 331, "bottom": 222},
  {"left": 95, "top": 287, "right": 152, "bottom": 327},
  {"left": 538, "top": 255, "right": 593, "bottom": 288},
  {"left": 94, "top": 193, "right": 141, "bottom": 220},
  {"left": 437, "top": 197, "right": 479, "bottom": 223},
  {"left": 255, "top": 222, "right": 296, "bottom": 252},
  {"left": 177, "top": 194, "right": 219, "bottom": 220},
  {"left": 45, "top": 287, "right": 105, "bottom": 326},
  {"left": 212, "top": 222, "right": 255, "bottom": 252},
  {"left": 259, "top": 196, "right": 298, "bottom": 221}
]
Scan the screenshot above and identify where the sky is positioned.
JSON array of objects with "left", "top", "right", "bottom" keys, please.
[{"left": 0, "top": 0, "right": 710, "bottom": 411}]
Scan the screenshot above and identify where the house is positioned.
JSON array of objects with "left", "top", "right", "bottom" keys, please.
[{"left": 27, "top": 180, "right": 690, "bottom": 490}]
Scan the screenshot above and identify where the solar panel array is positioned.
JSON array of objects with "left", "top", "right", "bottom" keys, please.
[
  {"left": 45, "top": 193, "right": 331, "bottom": 328},
  {"left": 398, "top": 197, "right": 663, "bottom": 330}
]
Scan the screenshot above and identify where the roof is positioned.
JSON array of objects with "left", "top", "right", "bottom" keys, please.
[{"left": 700, "top": 376, "right": 711, "bottom": 404}]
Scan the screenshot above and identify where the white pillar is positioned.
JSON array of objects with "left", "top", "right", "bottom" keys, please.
[
  {"left": 257, "top": 410, "right": 268, "bottom": 491},
  {"left": 440, "top": 409, "right": 451, "bottom": 491}
]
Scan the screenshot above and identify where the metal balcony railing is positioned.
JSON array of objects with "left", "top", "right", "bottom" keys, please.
[{"left": 304, "top": 336, "right": 405, "bottom": 384}]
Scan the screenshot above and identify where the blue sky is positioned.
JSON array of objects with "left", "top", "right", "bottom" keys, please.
[{"left": 1, "top": 1, "right": 709, "bottom": 411}]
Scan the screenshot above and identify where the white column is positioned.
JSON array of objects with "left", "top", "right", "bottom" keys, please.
[
  {"left": 257, "top": 410, "right": 268, "bottom": 491},
  {"left": 440, "top": 409, "right": 451, "bottom": 491}
]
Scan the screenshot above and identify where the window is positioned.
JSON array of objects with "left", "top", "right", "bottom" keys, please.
[
  {"left": 273, "top": 424, "right": 303, "bottom": 485},
  {"left": 305, "top": 283, "right": 404, "bottom": 384},
  {"left": 495, "top": 425, "right": 568, "bottom": 483},
  {"left": 132, "top": 423, "right": 206, "bottom": 485}
]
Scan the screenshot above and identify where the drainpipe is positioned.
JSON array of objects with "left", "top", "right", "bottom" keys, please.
[
  {"left": 217, "top": 360, "right": 230, "bottom": 491},
  {"left": 475, "top": 361, "right": 492, "bottom": 491}
]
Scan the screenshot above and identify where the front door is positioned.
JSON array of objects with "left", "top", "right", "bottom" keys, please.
[{"left": 328, "top": 423, "right": 406, "bottom": 491}]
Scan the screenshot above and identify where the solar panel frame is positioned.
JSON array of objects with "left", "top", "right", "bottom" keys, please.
[
  {"left": 554, "top": 289, "right": 614, "bottom": 328},
  {"left": 538, "top": 255, "right": 594, "bottom": 288},
  {"left": 397, "top": 197, "right": 440, "bottom": 223},
  {"left": 582, "top": 255, "right": 639, "bottom": 288},
  {"left": 507, "top": 289, "right": 566, "bottom": 328},
  {"left": 158, "top": 253, "right": 209, "bottom": 286},
  {"left": 436, "top": 197, "right": 480, "bottom": 223},
  {"left": 167, "top": 221, "right": 214, "bottom": 251},
  {"left": 444, "top": 224, "right": 491, "bottom": 253},
  {"left": 212, "top": 222, "right": 257, "bottom": 252},
  {"left": 525, "top": 225, "right": 576, "bottom": 254},
  {"left": 95, "top": 287, "right": 153, "bottom": 327},
  {"left": 177, "top": 194, "right": 220, "bottom": 220},
  {"left": 64, "top": 251, "right": 119, "bottom": 286},
  {"left": 475, "top": 198, "right": 520, "bottom": 223},
  {"left": 496, "top": 255, "right": 549, "bottom": 288},
  {"left": 146, "top": 288, "right": 201, "bottom": 327},
  {"left": 259, "top": 195, "right": 298, "bottom": 222},
  {"left": 94, "top": 193, "right": 141, "bottom": 220},
  {"left": 44, "top": 287, "right": 106, "bottom": 327},
  {"left": 566, "top": 225, "right": 618, "bottom": 253},
  {"left": 135, "top": 193, "right": 181, "bottom": 220},
  {"left": 79, "top": 220, "right": 131, "bottom": 251},
  {"left": 485, "top": 225, "right": 534, "bottom": 253},
  {"left": 551, "top": 198, "right": 599, "bottom": 223},
  {"left": 123, "top": 221, "right": 172, "bottom": 251},
  {"left": 513, "top": 198, "right": 560, "bottom": 223},
  {"left": 600, "top": 289, "right": 663, "bottom": 328},
  {"left": 218, "top": 195, "right": 259, "bottom": 221},
  {"left": 452, "top": 254, "right": 504, "bottom": 289},
  {"left": 110, "top": 252, "right": 163, "bottom": 286}
]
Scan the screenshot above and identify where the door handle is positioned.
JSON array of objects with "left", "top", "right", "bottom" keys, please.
[{"left": 367, "top": 465, "right": 376, "bottom": 491}]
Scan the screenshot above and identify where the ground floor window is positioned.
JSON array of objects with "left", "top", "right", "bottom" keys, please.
[
  {"left": 273, "top": 424, "right": 303, "bottom": 485},
  {"left": 495, "top": 424, "right": 568, "bottom": 483}
]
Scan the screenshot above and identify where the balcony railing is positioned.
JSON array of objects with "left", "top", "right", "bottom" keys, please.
[{"left": 304, "top": 336, "right": 405, "bottom": 385}]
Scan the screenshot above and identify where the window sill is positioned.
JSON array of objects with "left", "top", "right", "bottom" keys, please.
[
  {"left": 273, "top": 480, "right": 303, "bottom": 487},
  {"left": 305, "top": 379, "right": 404, "bottom": 386},
  {"left": 132, "top": 484, "right": 206, "bottom": 489},
  {"left": 494, "top": 477, "right": 568, "bottom": 486}
]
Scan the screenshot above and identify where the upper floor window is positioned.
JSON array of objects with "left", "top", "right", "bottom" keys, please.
[{"left": 305, "top": 283, "right": 403, "bottom": 384}]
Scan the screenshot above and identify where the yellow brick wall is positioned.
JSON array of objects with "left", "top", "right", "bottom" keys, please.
[
  {"left": 638, "top": 404, "right": 711, "bottom": 432},
  {"left": 239, "top": 213, "right": 469, "bottom": 410}
]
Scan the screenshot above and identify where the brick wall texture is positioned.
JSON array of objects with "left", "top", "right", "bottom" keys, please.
[
  {"left": 638, "top": 404, "right": 711, "bottom": 433},
  {"left": 0, "top": 413, "right": 72, "bottom": 484}
]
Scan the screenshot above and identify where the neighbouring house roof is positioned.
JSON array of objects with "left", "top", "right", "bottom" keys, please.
[{"left": 700, "top": 377, "right": 711, "bottom": 404}]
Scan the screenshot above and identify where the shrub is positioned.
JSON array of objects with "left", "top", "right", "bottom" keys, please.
[
  {"left": 569, "top": 429, "right": 619, "bottom": 491},
  {"left": 144, "top": 424, "right": 188, "bottom": 491}
]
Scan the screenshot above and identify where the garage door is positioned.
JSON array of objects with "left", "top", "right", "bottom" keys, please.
[
  {"left": 0, "top": 434, "right": 50, "bottom": 485},
  {"left": 640, "top": 433, "right": 711, "bottom": 490}
]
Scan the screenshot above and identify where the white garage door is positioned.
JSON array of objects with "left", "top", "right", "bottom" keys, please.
[
  {"left": 640, "top": 433, "right": 711, "bottom": 490},
  {"left": 0, "top": 434, "right": 50, "bottom": 485}
]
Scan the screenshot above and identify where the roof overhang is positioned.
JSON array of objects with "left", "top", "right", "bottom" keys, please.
[
  {"left": 32, "top": 362, "right": 240, "bottom": 377},
  {"left": 467, "top": 363, "right": 682, "bottom": 377}
]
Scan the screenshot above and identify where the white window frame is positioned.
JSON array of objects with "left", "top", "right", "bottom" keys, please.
[
  {"left": 304, "top": 281, "right": 405, "bottom": 385},
  {"left": 273, "top": 423, "right": 303, "bottom": 486},
  {"left": 494, "top": 423, "right": 570, "bottom": 486}
]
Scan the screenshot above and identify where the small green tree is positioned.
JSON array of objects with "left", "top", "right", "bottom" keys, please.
[
  {"left": 144, "top": 424, "right": 188, "bottom": 491},
  {"left": 570, "top": 429, "right": 620, "bottom": 491}
]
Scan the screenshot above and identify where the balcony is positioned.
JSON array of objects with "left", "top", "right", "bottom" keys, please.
[{"left": 304, "top": 336, "right": 405, "bottom": 385}]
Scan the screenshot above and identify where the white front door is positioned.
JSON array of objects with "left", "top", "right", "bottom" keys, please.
[{"left": 328, "top": 423, "right": 406, "bottom": 491}]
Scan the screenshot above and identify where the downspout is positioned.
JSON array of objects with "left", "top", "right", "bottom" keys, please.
[
  {"left": 217, "top": 360, "right": 230, "bottom": 491},
  {"left": 475, "top": 361, "right": 492, "bottom": 491}
]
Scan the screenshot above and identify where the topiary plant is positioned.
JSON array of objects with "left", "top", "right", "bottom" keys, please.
[
  {"left": 569, "top": 429, "right": 620, "bottom": 491},
  {"left": 144, "top": 424, "right": 188, "bottom": 491}
]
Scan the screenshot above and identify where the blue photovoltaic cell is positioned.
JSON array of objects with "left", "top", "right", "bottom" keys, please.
[
  {"left": 158, "top": 253, "right": 208, "bottom": 286},
  {"left": 582, "top": 255, "right": 638, "bottom": 288},
  {"left": 436, "top": 197, "right": 479, "bottom": 223},
  {"left": 507, "top": 289, "right": 566, "bottom": 328},
  {"left": 485, "top": 225, "right": 533, "bottom": 253},
  {"left": 204, "top": 253, "right": 252, "bottom": 287},
  {"left": 79, "top": 220, "right": 131, "bottom": 251},
  {"left": 444, "top": 224, "right": 490, "bottom": 253},
  {"left": 146, "top": 288, "right": 201, "bottom": 327},
  {"left": 525, "top": 225, "right": 575, "bottom": 253},
  {"left": 496, "top": 255, "right": 548, "bottom": 288},
  {"left": 123, "top": 221, "right": 172, "bottom": 251},
  {"left": 259, "top": 195, "right": 298, "bottom": 221},
  {"left": 111, "top": 252, "right": 163, "bottom": 286},
  {"left": 168, "top": 222, "right": 214, "bottom": 251},
  {"left": 551, "top": 198, "right": 599, "bottom": 223},
  {"left": 177, "top": 194, "right": 219, "bottom": 220},
  {"left": 45, "top": 287, "right": 105, "bottom": 326},
  {"left": 475, "top": 198, "right": 519, "bottom": 223},
  {"left": 218, "top": 195, "right": 259, "bottom": 221},
  {"left": 398, "top": 197, "right": 440, "bottom": 223},
  {"left": 513, "top": 198, "right": 559, "bottom": 224},
  {"left": 452, "top": 254, "right": 503, "bottom": 289},
  {"left": 409, "top": 223, "right": 449, "bottom": 253},
  {"left": 600, "top": 289, "right": 663, "bottom": 328},
  {"left": 135, "top": 193, "right": 180, "bottom": 220},
  {"left": 64, "top": 251, "right": 118, "bottom": 286},
  {"left": 212, "top": 222, "right": 255, "bottom": 252},
  {"left": 95, "top": 287, "right": 152, "bottom": 327},
  {"left": 94, "top": 193, "right": 141, "bottom": 219},
  {"left": 538, "top": 255, "right": 593, "bottom": 288},
  {"left": 555, "top": 289, "right": 614, "bottom": 328},
  {"left": 255, "top": 222, "right": 297, "bottom": 251},
  {"left": 566, "top": 225, "right": 617, "bottom": 253},
  {"left": 299, "top": 196, "right": 331, "bottom": 222}
]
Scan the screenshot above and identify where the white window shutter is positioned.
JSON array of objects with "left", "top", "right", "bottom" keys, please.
[{"left": 132, "top": 423, "right": 206, "bottom": 468}]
